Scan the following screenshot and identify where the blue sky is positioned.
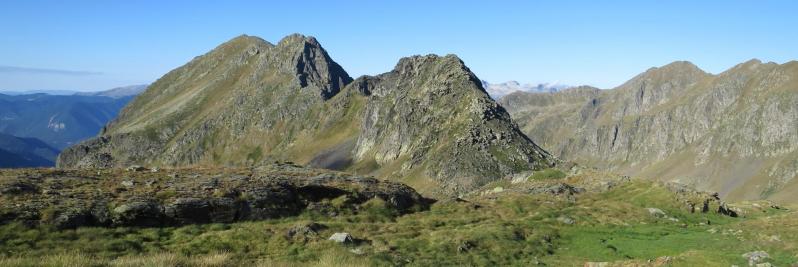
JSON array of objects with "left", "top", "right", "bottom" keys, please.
[{"left": 0, "top": 1, "right": 796, "bottom": 91}]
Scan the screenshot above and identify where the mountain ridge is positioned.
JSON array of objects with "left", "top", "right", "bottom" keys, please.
[
  {"left": 500, "top": 59, "right": 798, "bottom": 202},
  {"left": 58, "top": 34, "right": 556, "bottom": 196}
]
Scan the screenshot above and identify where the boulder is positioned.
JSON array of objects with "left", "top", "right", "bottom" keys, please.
[
  {"left": 742, "top": 251, "right": 769, "bottom": 266},
  {"left": 121, "top": 180, "right": 135, "bottom": 188},
  {"left": 51, "top": 208, "right": 92, "bottom": 230},
  {"left": 557, "top": 216, "right": 575, "bottom": 225},
  {"left": 457, "top": 240, "right": 476, "bottom": 253},
  {"left": 329, "top": 232, "right": 354, "bottom": 244},
  {"left": 647, "top": 208, "right": 667, "bottom": 218},
  {"left": 164, "top": 198, "right": 211, "bottom": 224},
  {"left": 111, "top": 200, "right": 164, "bottom": 227},
  {"left": 126, "top": 165, "right": 148, "bottom": 172}
]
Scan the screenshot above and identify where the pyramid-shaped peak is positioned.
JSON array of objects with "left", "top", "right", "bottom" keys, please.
[
  {"left": 277, "top": 33, "right": 321, "bottom": 47},
  {"left": 652, "top": 60, "right": 706, "bottom": 75}
]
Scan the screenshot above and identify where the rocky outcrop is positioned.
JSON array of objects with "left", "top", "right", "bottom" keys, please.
[
  {"left": 500, "top": 60, "right": 798, "bottom": 202},
  {"left": 57, "top": 34, "right": 555, "bottom": 196},
  {"left": 0, "top": 164, "right": 430, "bottom": 228}
]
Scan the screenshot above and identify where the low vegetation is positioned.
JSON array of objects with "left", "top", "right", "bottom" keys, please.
[{"left": 0, "top": 173, "right": 794, "bottom": 266}]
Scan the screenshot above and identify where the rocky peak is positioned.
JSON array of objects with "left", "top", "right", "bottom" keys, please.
[
  {"left": 610, "top": 61, "right": 711, "bottom": 113},
  {"left": 273, "top": 33, "right": 353, "bottom": 99},
  {"left": 387, "top": 54, "right": 486, "bottom": 95},
  {"left": 629, "top": 61, "right": 708, "bottom": 86}
]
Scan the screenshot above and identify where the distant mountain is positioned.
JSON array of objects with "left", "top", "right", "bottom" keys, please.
[
  {"left": 75, "top": 84, "right": 148, "bottom": 99},
  {"left": 0, "top": 89, "right": 79, "bottom": 95},
  {"left": 500, "top": 59, "right": 798, "bottom": 203},
  {"left": 481, "top": 80, "right": 570, "bottom": 99},
  {"left": 0, "top": 132, "right": 59, "bottom": 167},
  {"left": 0, "top": 86, "right": 143, "bottom": 150},
  {"left": 58, "top": 34, "right": 555, "bottom": 196}
]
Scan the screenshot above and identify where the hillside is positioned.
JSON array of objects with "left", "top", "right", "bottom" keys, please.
[
  {"left": 57, "top": 34, "right": 555, "bottom": 195},
  {"left": 0, "top": 132, "right": 59, "bottom": 167},
  {"left": 499, "top": 60, "right": 798, "bottom": 202}
]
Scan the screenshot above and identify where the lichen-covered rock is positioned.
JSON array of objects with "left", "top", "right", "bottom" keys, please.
[{"left": 112, "top": 200, "right": 165, "bottom": 227}]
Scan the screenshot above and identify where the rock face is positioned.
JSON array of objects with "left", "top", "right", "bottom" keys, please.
[
  {"left": 499, "top": 60, "right": 798, "bottom": 202},
  {"left": 0, "top": 164, "right": 430, "bottom": 228},
  {"left": 57, "top": 34, "right": 555, "bottom": 195}
]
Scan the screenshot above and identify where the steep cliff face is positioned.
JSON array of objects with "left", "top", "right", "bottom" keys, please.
[
  {"left": 500, "top": 60, "right": 798, "bottom": 202},
  {"left": 58, "top": 34, "right": 555, "bottom": 196}
]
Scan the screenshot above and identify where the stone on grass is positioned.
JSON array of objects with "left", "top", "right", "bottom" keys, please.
[
  {"left": 329, "top": 232, "right": 354, "bottom": 244},
  {"left": 557, "top": 216, "right": 575, "bottom": 225},
  {"left": 646, "top": 208, "right": 667, "bottom": 218},
  {"left": 742, "top": 251, "right": 769, "bottom": 266}
]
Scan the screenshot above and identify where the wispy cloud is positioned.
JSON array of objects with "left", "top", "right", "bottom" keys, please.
[{"left": 0, "top": 65, "right": 103, "bottom": 76}]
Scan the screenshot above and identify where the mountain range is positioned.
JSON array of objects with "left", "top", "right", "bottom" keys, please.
[
  {"left": 0, "top": 85, "right": 145, "bottom": 150},
  {"left": 0, "top": 132, "right": 59, "bottom": 167},
  {"left": 481, "top": 80, "right": 569, "bottom": 99},
  {"left": 499, "top": 59, "right": 798, "bottom": 202},
  {"left": 57, "top": 34, "right": 555, "bottom": 195}
]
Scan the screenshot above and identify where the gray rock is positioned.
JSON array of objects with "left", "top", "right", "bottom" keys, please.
[
  {"left": 742, "top": 251, "right": 769, "bottom": 266},
  {"left": 121, "top": 180, "right": 135, "bottom": 188},
  {"left": 329, "top": 232, "right": 354, "bottom": 244},
  {"left": 457, "top": 240, "right": 476, "bottom": 253},
  {"left": 557, "top": 216, "right": 575, "bottom": 225},
  {"left": 126, "top": 165, "right": 148, "bottom": 172},
  {"left": 647, "top": 208, "right": 667, "bottom": 218},
  {"left": 51, "top": 208, "right": 92, "bottom": 230},
  {"left": 528, "top": 183, "right": 585, "bottom": 195},
  {"left": 111, "top": 200, "right": 164, "bottom": 227},
  {"left": 163, "top": 198, "right": 211, "bottom": 224}
]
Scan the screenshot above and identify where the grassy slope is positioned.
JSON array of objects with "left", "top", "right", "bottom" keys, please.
[{"left": 1, "top": 178, "right": 794, "bottom": 266}]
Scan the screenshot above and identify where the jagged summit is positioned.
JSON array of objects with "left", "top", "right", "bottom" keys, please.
[
  {"left": 273, "top": 33, "right": 352, "bottom": 99},
  {"left": 58, "top": 34, "right": 555, "bottom": 196}
]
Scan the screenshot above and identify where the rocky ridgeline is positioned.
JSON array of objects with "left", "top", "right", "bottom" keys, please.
[
  {"left": 0, "top": 164, "right": 430, "bottom": 229},
  {"left": 500, "top": 60, "right": 798, "bottom": 202},
  {"left": 57, "top": 34, "right": 555, "bottom": 196}
]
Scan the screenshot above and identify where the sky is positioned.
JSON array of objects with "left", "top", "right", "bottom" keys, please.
[{"left": 0, "top": 0, "right": 796, "bottom": 92}]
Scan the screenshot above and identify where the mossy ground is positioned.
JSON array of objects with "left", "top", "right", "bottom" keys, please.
[{"left": 0, "top": 178, "right": 795, "bottom": 266}]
